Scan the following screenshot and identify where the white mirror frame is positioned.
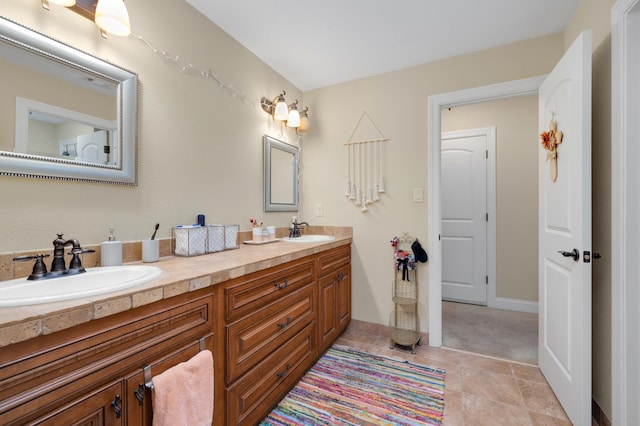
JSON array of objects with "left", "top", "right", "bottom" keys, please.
[
  {"left": 264, "top": 135, "right": 299, "bottom": 212},
  {"left": 0, "top": 17, "right": 138, "bottom": 185}
]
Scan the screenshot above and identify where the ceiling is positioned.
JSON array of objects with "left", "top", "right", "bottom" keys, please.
[{"left": 186, "top": 0, "right": 581, "bottom": 92}]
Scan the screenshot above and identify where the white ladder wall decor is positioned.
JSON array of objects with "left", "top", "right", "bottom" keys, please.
[{"left": 344, "top": 111, "right": 389, "bottom": 212}]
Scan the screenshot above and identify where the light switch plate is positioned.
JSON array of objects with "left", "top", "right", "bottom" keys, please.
[
  {"left": 413, "top": 188, "right": 424, "bottom": 203},
  {"left": 315, "top": 203, "right": 324, "bottom": 216}
]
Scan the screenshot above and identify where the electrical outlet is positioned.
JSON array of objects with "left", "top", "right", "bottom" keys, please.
[
  {"left": 413, "top": 188, "right": 424, "bottom": 203},
  {"left": 315, "top": 203, "right": 324, "bottom": 216}
]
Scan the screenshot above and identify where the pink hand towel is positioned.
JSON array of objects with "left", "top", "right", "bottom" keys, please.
[{"left": 152, "top": 349, "right": 214, "bottom": 426}]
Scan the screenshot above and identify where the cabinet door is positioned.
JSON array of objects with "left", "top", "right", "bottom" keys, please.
[
  {"left": 318, "top": 263, "right": 351, "bottom": 352},
  {"left": 319, "top": 271, "right": 338, "bottom": 351},
  {"left": 336, "top": 263, "right": 352, "bottom": 332},
  {"left": 125, "top": 334, "right": 215, "bottom": 426},
  {"left": 32, "top": 381, "right": 124, "bottom": 426}
]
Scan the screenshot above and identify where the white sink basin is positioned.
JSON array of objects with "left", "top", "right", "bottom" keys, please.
[
  {"left": 282, "top": 235, "right": 336, "bottom": 243},
  {"left": 0, "top": 265, "right": 162, "bottom": 307}
]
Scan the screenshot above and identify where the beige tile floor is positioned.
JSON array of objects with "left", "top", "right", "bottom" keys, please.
[{"left": 335, "top": 320, "right": 572, "bottom": 426}]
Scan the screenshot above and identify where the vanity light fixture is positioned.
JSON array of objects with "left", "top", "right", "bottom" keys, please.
[
  {"left": 298, "top": 107, "right": 310, "bottom": 132},
  {"left": 95, "top": 0, "right": 131, "bottom": 37},
  {"left": 41, "top": 0, "right": 131, "bottom": 37},
  {"left": 41, "top": 0, "right": 76, "bottom": 9},
  {"left": 261, "top": 91, "right": 289, "bottom": 121},
  {"left": 286, "top": 100, "right": 301, "bottom": 128},
  {"left": 261, "top": 91, "right": 310, "bottom": 130}
]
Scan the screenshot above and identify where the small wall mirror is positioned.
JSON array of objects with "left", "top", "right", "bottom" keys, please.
[
  {"left": 0, "top": 17, "right": 138, "bottom": 185},
  {"left": 264, "top": 135, "right": 299, "bottom": 212}
]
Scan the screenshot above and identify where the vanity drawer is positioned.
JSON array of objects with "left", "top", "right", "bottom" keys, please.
[
  {"left": 317, "top": 244, "right": 351, "bottom": 277},
  {"left": 224, "top": 257, "right": 315, "bottom": 322},
  {"left": 226, "top": 322, "right": 316, "bottom": 426},
  {"left": 226, "top": 284, "right": 315, "bottom": 383}
]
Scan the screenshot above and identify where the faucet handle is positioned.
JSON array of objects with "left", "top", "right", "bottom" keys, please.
[
  {"left": 13, "top": 254, "right": 50, "bottom": 280},
  {"left": 13, "top": 254, "right": 50, "bottom": 263}
]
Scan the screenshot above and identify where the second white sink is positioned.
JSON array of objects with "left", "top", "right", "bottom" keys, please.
[
  {"left": 282, "top": 235, "right": 336, "bottom": 243},
  {"left": 0, "top": 265, "right": 162, "bottom": 307}
]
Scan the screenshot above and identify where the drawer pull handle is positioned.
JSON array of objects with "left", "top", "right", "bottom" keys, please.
[
  {"left": 134, "top": 383, "right": 145, "bottom": 406},
  {"left": 277, "top": 363, "right": 290, "bottom": 378},
  {"left": 277, "top": 317, "right": 292, "bottom": 328},
  {"left": 336, "top": 273, "right": 345, "bottom": 281},
  {"left": 111, "top": 394, "right": 123, "bottom": 418},
  {"left": 274, "top": 279, "right": 289, "bottom": 290}
]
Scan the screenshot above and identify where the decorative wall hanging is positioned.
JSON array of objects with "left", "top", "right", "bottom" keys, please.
[
  {"left": 344, "top": 111, "right": 389, "bottom": 212},
  {"left": 540, "top": 117, "right": 563, "bottom": 182},
  {"left": 131, "top": 34, "right": 258, "bottom": 108}
]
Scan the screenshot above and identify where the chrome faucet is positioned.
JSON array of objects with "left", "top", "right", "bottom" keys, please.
[
  {"left": 13, "top": 233, "right": 94, "bottom": 280},
  {"left": 289, "top": 217, "right": 310, "bottom": 238}
]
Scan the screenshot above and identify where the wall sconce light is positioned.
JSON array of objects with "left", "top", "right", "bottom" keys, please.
[
  {"left": 41, "top": 0, "right": 131, "bottom": 37},
  {"left": 42, "top": 0, "right": 76, "bottom": 8},
  {"left": 286, "top": 100, "right": 300, "bottom": 128},
  {"left": 261, "top": 91, "right": 288, "bottom": 121},
  {"left": 95, "top": 0, "right": 131, "bottom": 37},
  {"left": 261, "top": 90, "right": 310, "bottom": 130},
  {"left": 299, "top": 107, "right": 310, "bottom": 132}
]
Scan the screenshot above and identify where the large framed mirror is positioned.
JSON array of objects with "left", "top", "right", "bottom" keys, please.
[
  {"left": 0, "top": 17, "right": 138, "bottom": 185},
  {"left": 264, "top": 135, "right": 299, "bottom": 212}
]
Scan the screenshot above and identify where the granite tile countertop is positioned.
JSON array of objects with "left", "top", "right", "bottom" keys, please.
[{"left": 0, "top": 234, "right": 351, "bottom": 347}]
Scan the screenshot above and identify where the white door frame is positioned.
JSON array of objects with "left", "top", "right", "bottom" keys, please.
[
  {"left": 612, "top": 1, "right": 640, "bottom": 423},
  {"left": 427, "top": 76, "right": 545, "bottom": 347}
]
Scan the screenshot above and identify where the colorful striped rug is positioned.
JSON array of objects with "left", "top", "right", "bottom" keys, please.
[{"left": 260, "top": 345, "right": 445, "bottom": 425}]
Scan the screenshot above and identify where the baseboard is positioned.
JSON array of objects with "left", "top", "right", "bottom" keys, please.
[
  {"left": 488, "top": 297, "right": 538, "bottom": 313},
  {"left": 592, "top": 397, "right": 611, "bottom": 426}
]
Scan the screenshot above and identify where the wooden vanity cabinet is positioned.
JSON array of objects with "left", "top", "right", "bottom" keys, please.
[
  {"left": 223, "top": 257, "right": 318, "bottom": 426},
  {"left": 0, "top": 241, "right": 352, "bottom": 426},
  {"left": 318, "top": 244, "right": 352, "bottom": 352},
  {"left": 224, "top": 245, "right": 352, "bottom": 425},
  {"left": 0, "top": 287, "right": 216, "bottom": 426}
]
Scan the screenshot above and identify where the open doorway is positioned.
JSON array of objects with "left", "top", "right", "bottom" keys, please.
[
  {"left": 439, "top": 95, "right": 539, "bottom": 364},
  {"left": 426, "top": 76, "right": 545, "bottom": 348}
]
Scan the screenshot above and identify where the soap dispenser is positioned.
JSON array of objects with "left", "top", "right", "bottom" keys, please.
[{"left": 101, "top": 226, "right": 123, "bottom": 267}]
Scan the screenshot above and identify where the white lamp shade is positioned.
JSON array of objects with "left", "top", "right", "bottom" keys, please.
[
  {"left": 49, "top": 0, "right": 77, "bottom": 6},
  {"left": 287, "top": 109, "right": 300, "bottom": 128},
  {"left": 95, "top": 0, "right": 131, "bottom": 37},
  {"left": 299, "top": 115, "right": 310, "bottom": 132},
  {"left": 273, "top": 101, "right": 289, "bottom": 121}
]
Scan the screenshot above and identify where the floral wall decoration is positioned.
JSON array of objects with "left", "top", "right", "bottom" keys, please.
[{"left": 540, "top": 118, "right": 563, "bottom": 182}]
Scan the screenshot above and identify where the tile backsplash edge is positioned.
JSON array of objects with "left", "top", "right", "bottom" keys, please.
[{"left": 0, "top": 226, "right": 352, "bottom": 281}]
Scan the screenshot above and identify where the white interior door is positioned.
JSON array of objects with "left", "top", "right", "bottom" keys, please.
[
  {"left": 76, "top": 130, "right": 107, "bottom": 163},
  {"left": 441, "top": 129, "right": 488, "bottom": 305},
  {"left": 538, "top": 30, "right": 591, "bottom": 426}
]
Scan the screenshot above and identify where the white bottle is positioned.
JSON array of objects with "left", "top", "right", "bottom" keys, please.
[{"left": 101, "top": 226, "right": 123, "bottom": 267}]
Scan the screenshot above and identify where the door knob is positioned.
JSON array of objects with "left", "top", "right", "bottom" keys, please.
[{"left": 558, "top": 248, "right": 579, "bottom": 261}]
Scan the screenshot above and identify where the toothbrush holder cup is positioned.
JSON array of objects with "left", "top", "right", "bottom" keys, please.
[{"left": 142, "top": 238, "right": 160, "bottom": 263}]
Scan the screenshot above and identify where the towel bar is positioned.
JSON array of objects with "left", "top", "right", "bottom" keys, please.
[{"left": 143, "top": 337, "right": 207, "bottom": 389}]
